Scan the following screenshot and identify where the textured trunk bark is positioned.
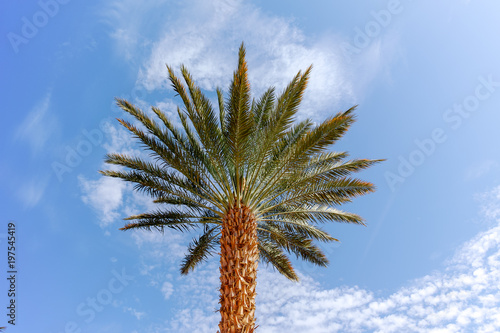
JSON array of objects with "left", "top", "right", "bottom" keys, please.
[{"left": 218, "top": 202, "right": 259, "bottom": 333}]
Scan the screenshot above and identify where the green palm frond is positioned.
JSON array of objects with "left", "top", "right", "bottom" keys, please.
[
  {"left": 258, "top": 239, "right": 298, "bottom": 281},
  {"left": 120, "top": 209, "right": 219, "bottom": 232},
  {"left": 262, "top": 205, "right": 365, "bottom": 225},
  {"left": 258, "top": 224, "right": 329, "bottom": 267},
  {"left": 259, "top": 217, "right": 338, "bottom": 242},
  {"left": 181, "top": 225, "right": 220, "bottom": 275}
]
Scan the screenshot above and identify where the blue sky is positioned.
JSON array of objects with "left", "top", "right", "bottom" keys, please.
[{"left": 2, "top": 0, "right": 500, "bottom": 332}]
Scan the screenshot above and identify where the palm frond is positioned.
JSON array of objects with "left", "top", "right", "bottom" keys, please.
[
  {"left": 225, "top": 43, "right": 254, "bottom": 199},
  {"left": 166, "top": 70, "right": 232, "bottom": 202},
  {"left": 258, "top": 239, "right": 298, "bottom": 281},
  {"left": 181, "top": 225, "right": 220, "bottom": 274},
  {"left": 98, "top": 169, "right": 217, "bottom": 214},
  {"left": 121, "top": 209, "right": 221, "bottom": 232},
  {"left": 258, "top": 217, "right": 338, "bottom": 242},
  {"left": 245, "top": 69, "right": 311, "bottom": 201},
  {"left": 261, "top": 205, "right": 365, "bottom": 225},
  {"left": 258, "top": 224, "right": 328, "bottom": 267}
]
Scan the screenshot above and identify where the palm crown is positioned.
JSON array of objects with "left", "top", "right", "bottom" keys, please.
[{"left": 101, "top": 43, "right": 381, "bottom": 332}]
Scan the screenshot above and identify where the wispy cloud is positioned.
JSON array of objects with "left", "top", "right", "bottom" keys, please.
[
  {"left": 103, "top": 0, "right": 407, "bottom": 121},
  {"left": 16, "top": 177, "right": 49, "bottom": 208},
  {"left": 16, "top": 92, "right": 59, "bottom": 154},
  {"left": 102, "top": 0, "right": 370, "bottom": 120},
  {"left": 124, "top": 306, "right": 146, "bottom": 320},
  {"left": 465, "top": 160, "right": 498, "bottom": 181},
  {"left": 78, "top": 121, "right": 155, "bottom": 228},
  {"left": 161, "top": 281, "right": 174, "bottom": 300},
  {"left": 136, "top": 0, "right": 353, "bottom": 119},
  {"left": 133, "top": 185, "right": 500, "bottom": 333},
  {"left": 79, "top": 175, "right": 127, "bottom": 227},
  {"left": 254, "top": 216, "right": 500, "bottom": 332},
  {"left": 100, "top": 0, "right": 168, "bottom": 62}
]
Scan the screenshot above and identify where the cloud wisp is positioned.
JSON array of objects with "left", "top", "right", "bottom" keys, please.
[
  {"left": 140, "top": 0, "right": 353, "bottom": 119},
  {"left": 16, "top": 91, "right": 59, "bottom": 155},
  {"left": 104, "top": 0, "right": 360, "bottom": 120},
  {"left": 135, "top": 186, "right": 500, "bottom": 333},
  {"left": 78, "top": 122, "right": 151, "bottom": 228}
]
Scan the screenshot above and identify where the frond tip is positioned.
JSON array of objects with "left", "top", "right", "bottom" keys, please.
[
  {"left": 181, "top": 226, "right": 220, "bottom": 274},
  {"left": 119, "top": 210, "right": 204, "bottom": 232}
]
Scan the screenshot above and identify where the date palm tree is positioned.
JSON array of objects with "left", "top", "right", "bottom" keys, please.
[{"left": 101, "top": 43, "right": 382, "bottom": 332}]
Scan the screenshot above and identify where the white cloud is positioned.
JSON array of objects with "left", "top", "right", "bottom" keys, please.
[
  {"left": 102, "top": 0, "right": 408, "bottom": 125},
  {"left": 475, "top": 186, "right": 500, "bottom": 224},
  {"left": 251, "top": 214, "right": 500, "bottom": 332},
  {"left": 135, "top": 0, "right": 353, "bottom": 119},
  {"left": 258, "top": 186, "right": 500, "bottom": 332},
  {"left": 100, "top": 121, "right": 138, "bottom": 156},
  {"left": 161, "top": 281, "right": 174, "bottom": 300},
  {"left": 125, "top": 306, "right": 146, "bottom": 320},
  {"left": 165, "top": 308, "right": 219, "bottom": 333},
  {"left": 466, "top": 160, "right": 498, "bottom": 181},
  {"left": 79, "top": 175, "right": 127, "bottom": 227},
  {"left": 16, "top": 92, "right": 59, "bottom": 154},
  {"left": 78, "top": 119, "right": 156, "bottom": 228},
  {"left": 101, "top": 0, "right": 368, "bottom": 120},
  {"left": 100, "top": 0, "right": 168, "bottom": 62},
  {"left": 130, "top": 229, "right": 188, "bottom": 271},
  {"left": 134, "top": 185, "right": 500, "bottom": 333}
]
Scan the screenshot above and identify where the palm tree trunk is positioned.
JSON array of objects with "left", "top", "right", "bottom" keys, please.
[{"left": 218, "top": 202, "right": 259, "bottom": 333}]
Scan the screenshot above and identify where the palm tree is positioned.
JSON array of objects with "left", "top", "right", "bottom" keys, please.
[{"left": 101, "top": 43, "right": 382, "bottom": 332}]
